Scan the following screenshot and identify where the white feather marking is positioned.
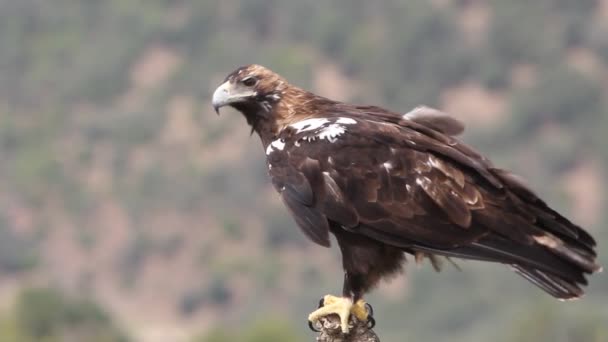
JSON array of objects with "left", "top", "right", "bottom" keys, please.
[
  {"left": 317, "top": 124, "right": 346, "bottom": 143},
  {"left": 291, "top": 118, "right": 352, "bottom": 144},
  {"left": 416, "top": 177, "right": 431, "bottom": 187},
  {"left": 336, "top": 117, "right": 357, "bottom": 125},
  {"left": 428, "top": 156, "right": 441, "bottom": 168},
  {"left": 533, "top": 235, "right": 561, "bottom": 249},
  {"left": 290, "top": 118, "right": 330, "bottom": 133},
  {"left": 260, "top": 101, "right": 272, "bottom": 112},
  {"left": 383, "top": 162, "right": 393, "bottom": 170},
  {"left": 266, "top": 139, "right": 286, "bottom": 155}
]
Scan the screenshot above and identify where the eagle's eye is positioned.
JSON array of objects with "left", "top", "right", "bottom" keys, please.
[{"left": 241, "top": 76, "right": 258, "bottom": 87}]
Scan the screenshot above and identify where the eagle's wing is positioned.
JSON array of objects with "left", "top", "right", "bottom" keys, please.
[{"left": 267, "top": 114, "right": 599, "bottom": 298}]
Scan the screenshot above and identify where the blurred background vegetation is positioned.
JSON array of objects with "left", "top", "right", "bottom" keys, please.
[{"left": 0, "top": 0, "right": 606, "bottom": 341}]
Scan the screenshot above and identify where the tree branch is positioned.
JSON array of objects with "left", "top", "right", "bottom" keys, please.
[{"left": 313, "top": 314, "right": 380, "bottom": 342}]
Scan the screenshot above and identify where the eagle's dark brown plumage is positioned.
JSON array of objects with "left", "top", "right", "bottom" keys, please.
[{"left": 212, "top": 64, "right": 601, "bottom": 331}]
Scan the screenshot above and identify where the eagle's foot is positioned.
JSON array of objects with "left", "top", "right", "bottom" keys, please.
[{"left": 308, "top": 295, "right": 372, "bottom": 334}]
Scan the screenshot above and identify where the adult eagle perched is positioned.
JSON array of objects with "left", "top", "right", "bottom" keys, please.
[{"left": 212, "top": 64, "right": 601, "bottom": 333}]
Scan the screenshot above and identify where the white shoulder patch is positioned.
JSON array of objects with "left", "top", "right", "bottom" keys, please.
[
  {"left": 317, "top": 124, "right": 346, "bottom": 143},
  {"left": 266, "top": 138, "right": 286, "bottom": 155},
  {"left": 336, "top": 117, "right": 357, "bottom": 125},
  {"left": 290, "top": 118, "right": 330, "bottom": 133},
  {"left": 290, "top": 117, "right": 357, "bottom": 144}
]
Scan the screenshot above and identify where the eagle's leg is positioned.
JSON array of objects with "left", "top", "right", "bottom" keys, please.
[
  {"left": 307, "top": 273, "right": 373, "bottom": 334},
  {"left": 342, "top": 272, "right": 372, "bottom": 323}
]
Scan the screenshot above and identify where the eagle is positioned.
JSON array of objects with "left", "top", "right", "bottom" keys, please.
[{"left": 212, "top": 64, "right": 601, "bottom": 334}]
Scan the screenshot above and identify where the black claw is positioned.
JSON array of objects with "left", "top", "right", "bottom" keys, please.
[
  {"left": 366, "top": 316, "right": 376, "bottom": 330},
  {"left": 317, "top": 297, "right": 325, "bottom": 308},
  {"left": 308, "top": 320, "right": 321, "bottom": 332},
  {"left": 309, "top": 297, "right": 325, "bottom": 333},
  {"left": 365, "top": 302, "right": 374, "bottom": 317}
]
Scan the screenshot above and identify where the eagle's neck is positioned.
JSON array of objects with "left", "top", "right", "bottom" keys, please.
[
  {"left": 270, "top": 87, "right": 338, "bottom": 134},
  {"left": 235, "top": 86, "right": 334, "bottom": 148},
  {"left": 233, "top": 86, "right": 319, "bottom": 148},
  {"left": 232, "top": 101, "right": 281, "bottom": 147}
]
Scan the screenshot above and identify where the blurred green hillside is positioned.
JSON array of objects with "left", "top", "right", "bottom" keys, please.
[{"left": 0, "top": 0, "right": 606, "bottom": 341}]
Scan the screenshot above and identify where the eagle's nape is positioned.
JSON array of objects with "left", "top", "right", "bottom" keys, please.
[{"left": 212, "top": 64, "right": 602, "bottom": 335}]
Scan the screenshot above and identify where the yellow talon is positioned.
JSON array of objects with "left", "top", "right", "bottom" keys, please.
[
  {"left": 351, "top": 299, "right": 369, "bottom": 321},
  {"left": 308, "top": 295, "right": 370, "bottom": 334}
]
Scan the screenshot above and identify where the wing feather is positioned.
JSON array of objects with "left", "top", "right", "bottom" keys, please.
[
  {"left": 415, "top": 174, "right": 472, "bottom": 228},
  {"left": 402, "top": 106, "right": 465, "bottom": 136},
  {"left": 267, "top": 110, "right": 600, "bottom": 298},
  {"left": 320, "top": 172, "right": 359, "bottom": 228},
  {"left": 280, "top": 184, "right": 330, "bottom": 247}
]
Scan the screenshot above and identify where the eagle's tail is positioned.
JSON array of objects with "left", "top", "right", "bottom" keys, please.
[
  {"left": 428, "top": 235, "right": 600, "bottom": 300},
  {"left": 510, "top": 265, "right": 585, "bottom": 300},
  {"left": 358, "top": 223, "right": 600, "bottom": 300}
]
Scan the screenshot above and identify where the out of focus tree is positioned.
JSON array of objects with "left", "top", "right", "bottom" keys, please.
[
  {"left": 505, "top": 303, "right": 608, "bottom": 342},
  {"left": 0, "top": 288, "right": 129, "bottom": 342},
  {"left": 194, "top": 319, "right": 303, "bottom": 342},
  {"left": 0, "top": 0, "right": 606, "bottom": 341}
]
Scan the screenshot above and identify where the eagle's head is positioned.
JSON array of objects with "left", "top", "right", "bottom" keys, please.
[
  {"left": 212, "top": 65, "right": 328, "bottom": 141},
  {"left": 212, "top": 64, "right": 288, "bottom": 115}
]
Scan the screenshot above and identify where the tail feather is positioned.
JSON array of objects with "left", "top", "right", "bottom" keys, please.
[
  {"left": 532, "top": 234, "right": 600, "bottom": 273},
  {"left": 471, "top": 238, "right": 585, "bottom": 282},
  {"left": 356, "top": 222, "right": 600, "bottom": 299},
  {"left": 511, "top": 265, "right": 583, "bottom": 300},
  {"left": 410, "top": 235, "right": 595, "bottom": 299}
]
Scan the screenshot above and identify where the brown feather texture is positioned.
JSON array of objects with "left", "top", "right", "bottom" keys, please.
[{"left": 213, "top": 64, "right": 601, "bottom": 303}]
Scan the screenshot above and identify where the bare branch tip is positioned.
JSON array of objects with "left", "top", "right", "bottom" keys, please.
[{"left": 313, "top": 315, "right": 380, "bottom": 342}]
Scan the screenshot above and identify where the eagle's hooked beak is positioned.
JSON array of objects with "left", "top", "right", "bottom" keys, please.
[
  {"left": 212, "top": 81, "right": 232, "bottom": 115},
  {"left": 212, "top": 80, "right": 257, "bottom": 115}
]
